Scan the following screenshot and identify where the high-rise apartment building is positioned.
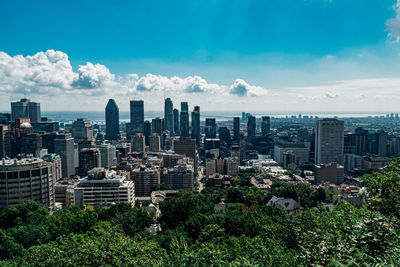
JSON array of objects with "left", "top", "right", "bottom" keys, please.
[
  {"left": 149, "top": 133, "right": 161, "bottom": 152},
  {"left": 131, "top": 133, "right": 145, "bottom": 153},
  {"left": 98, "top": 143, "right": 116, "bottom": 169},
  {"left": 132, "top": 167, "right": 159, "bottom": 197},
  {"left": 164, "top": 98, "right": 174, "bottom": 135},
  {"left": 162, "top": 165, "right": 194, "bottom": 191},
  {"left": 105, "top": 99, "right": 120, "bottom": 141},
  {"left": 79, "top": 148, "right": 100, "bottom": 177},
  {"left": 315, "top": 118, "right": 344, "bottom": 165}
]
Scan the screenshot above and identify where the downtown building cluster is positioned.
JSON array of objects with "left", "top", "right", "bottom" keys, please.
[{"left": 1, "top": 97, "right": 399, "bottom": 211}]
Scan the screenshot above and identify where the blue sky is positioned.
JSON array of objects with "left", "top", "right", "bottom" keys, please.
[{"left": 1, "top": 0, "right": 400, "bottom": 111}]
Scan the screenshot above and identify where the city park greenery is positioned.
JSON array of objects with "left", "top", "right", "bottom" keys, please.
[{"left": 1, "top": 159, "right": 400, "bottom": 265}]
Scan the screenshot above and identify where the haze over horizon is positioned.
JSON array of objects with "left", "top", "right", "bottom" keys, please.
[{"left": 2, "top": 0, "right": 400, "bottom": 112}]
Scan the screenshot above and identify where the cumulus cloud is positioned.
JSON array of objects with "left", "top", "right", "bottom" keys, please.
[
  {"left": 386, "top": 0, "right": 400, "bottom": 41},
  {"left": 0, "top": 50, "right": 115, "bottom": 95},
  {"left": 230, "top": 79, "right": 268, "bottom": 96},
  {"left": 325, "top": 92, "right": 338, "bottom": 98}
]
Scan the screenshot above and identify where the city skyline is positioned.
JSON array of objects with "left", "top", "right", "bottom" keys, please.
[{"left": 2, "top": 1, "right": 400, "bottom": 111}]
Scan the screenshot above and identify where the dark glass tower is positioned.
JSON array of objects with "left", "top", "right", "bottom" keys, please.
[
  {"left": 105, "top": 99, "right": 120, "bottom": 140},
  {"left": 191, "top": 106, "right": 200, "bottom": 146},
  {"left": 261, "top": 116, "right": 270, "bottom": 136},
  {"left": 180, "top": 102, "right": 189, "bottom": 137},
  {"left": 173, "top": 108, "right": 180, "bottom": 136},
  {"left": 164, "top": 98, "right": 174, "bottom": 135},
  {"left": 205, "top": 118, "right": 217, "bottom": 138},
  {"left": 130, "top": 100, "right": 144, "bottom": 134},
  {"left": 233, "top": 117, "right": 240, "bottom": 143},
  {"left": 247, "top": 115, "right": 256, "bottom": 141}
]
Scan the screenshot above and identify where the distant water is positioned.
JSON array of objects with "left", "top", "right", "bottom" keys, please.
[{"left": 38, "top": 110, "right": 392, "bottom": 123}]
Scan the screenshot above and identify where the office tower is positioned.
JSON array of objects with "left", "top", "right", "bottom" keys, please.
[
  {"left": 79, "top": 148, "right": 100, "bottom": 176},
  {"left": 0, "top": 113, "right": 11, "bottom": 125},
  {"left": 233, "top": 117, "right": 240, "bottom": 143},
  {"left": 151, "top": 117, "right": 164, "bottom": 135},
  {"left": 274, "top": 140, "right": 309, "bottom": 165},
  {"left": 315, "top": 118, "right": 344, "bottom": 165},
  {"left": 105, "top": 99, "right": 120, "bottom": 141},
  {"left": 149, "top": 133, "right": 161, "bottom": 152},
  {"left": 12, "top": 119, "right": 34, "bottom": 157},
  {"left": 72, "top": 118, "right": 93, "bottom": 141},
  {"left": 0, "top": 157, "right": 58, "bottom": 211},
  {"left": 261, "top": 116, "right": 270, "bottom": 136},
  {"left": 0, "top": 125, "right": 11, "bottom": 159},
  {"left": 174, "top": 137, "right": 197, "bottom": 171},
  {"left": 247, "top": 115, "right": 256, "bottom": 140},
  {"left": 162, "top": 165, "right": 194, "bottom": 191},
  {"left": 131, "top": 133, "right": 145, "bottom": 153},
  {"left": 132, "top": 167, "right": 159, "bottom": 197},
  {"left": 98, "top": 143, "right": 116, "bottom": 169},
  {"left": 354, "top": 127, "right": 369, "bottom": 155},
  {"left": 26, "top": 133, "right": 42, "bottom": 155},
  {"left": 173, "top": 108, "right": 180, "bottom": 136},
  {"left": 180, "top": 102, "right": 189, "bottom": 137},
  {"left": 54, "top": 134, "right": 75, "bottom": 178},
  {"left": 164, "top": 98, "right": 174, "bottom": 135},
  {"left": 219, "top": 127, "right": 231, "bottom": 146},
  {"left": 130, "top": 100, "right": 144, "bottom": 134},
  {"left": 205, "top": 118, "right": 217, "bottom": 138},
  {"left": 73, "top": 169, "right": 135, "bottom": 207},
  {"left": 11, "top": 98, "right": 41, "bottom": 122},
  {"left": 376, "top": 130, "right": 388, "bottom": 157},
  {"left": 143, "top": 120, "right": 152, "bottom": 146},
  {"left": 191, "top": 106, "right": 201, "bottom": 146}
]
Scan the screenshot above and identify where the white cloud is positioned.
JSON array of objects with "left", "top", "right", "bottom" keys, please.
[
  {"left": 230, "top": 79, "right": 268, "bottom": 96},
  {"left": 386, "top": 0, "right": 400, "bottom": 41},
  {"left": 72, "top": 62, "right": 115, "bottom": 89}
]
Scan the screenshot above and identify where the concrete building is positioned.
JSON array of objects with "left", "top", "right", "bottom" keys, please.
[
  {"left": 162, "top": 165, "right": 194, "bottom": 191},
  {"left": 151, "top": 117, "right": 164, "bottom": 135},
  {"left": 131, "top": 133, "right": 145, "bottom": 153},
  {"left": 74, "top": 168, "right": 134, "bottom": 207},
  {"left": 149, "top": 133, "right": 161, "bottom": 152},
  {"left": 174, "top": 137, "right": 198, "bottom": 171},
  {"left": 344, "top": 154, "right": 364, "bottom": 172},
  {"left": 206, "top": 157, "right": 238, "bottom": 177},
  {"left": 98, "top": 143, "right": 116, "bottom": 169},
  {"left": 132, "top": 167, "right": 159, "bottom": 197},
  {"left": 72, "top": 118, "right": 93, "bottom": 141},
  {"left": 315, "top": 118, "right": 344, "bottom": 165},
  {"left": 54, "top": 133, "right": 75, "bottom": 178},
  {"left": 0, "top": 125, "right": 11, "bottom": 159},
  {"left": 105, "top": 99, "right": 120, "bottom": 141},
  {"left": 274, "top": 140, "right": 309, "bottom": 165},
  {"left": 0, "top": 157, "right": 58, "bottom": 210},
  {"left": 315, "top": 162, "right": 344, "bottom": 185}
]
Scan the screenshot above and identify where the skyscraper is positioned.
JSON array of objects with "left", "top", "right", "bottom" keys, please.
[
  {"left": 233, "top": 117, "right": 240, "bottom": 143},
  {"left": 173, "top": 108, "right": 180, "bottom": 136},
  {"left": 79, "top": 148, "right": 100, "bottom": 176},
  {"left": 151, "top": 117, "right": 164, "bottom": 135},
  {"left": 315, "top": 118, "right": 344, "bottom": 165},
  {"left": 261, "top": 116, "right": 270, "bottom": 136},
  {"left": 144, "top": 120, "right": 152, "bottom": 146},
  {"left": 205, "top": 118, "right": 217, "bottom": 138},
  {"left": 164, "top": 98, "right": 174, "bottom": 135},
  {"left": 191, "top": 106, "right": 200, "bottom": 146},
  {"left": 11, "top": 98, "right": 41, "bottom": 122},
  {"left": 129, "top": 100, "right": 144, "bottom": 134},
  {"left": 54, "top": 133, "right": 75, "bottom": 178},
  {"left": 180, "top": 102, "right": 189, "bottom": 137},
  {"left": 247, "top": 115, "right": 256, "bottom": 141},
  {"left": 72, "top": 118, "right": 93, "bottom": 141},
  {"left": 105, "top": 99, "right": 120, "bottom": 141}
]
